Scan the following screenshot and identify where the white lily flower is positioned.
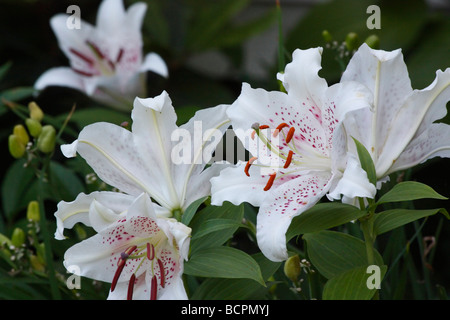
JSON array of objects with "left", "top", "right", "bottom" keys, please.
[
  {"left": 60, "top": 193, "right": 191, "bottom": 300},
  {"left": 60, "top": 90, "right": 230, "bottom": 218},
  {"left": 34, "top": 0, "right": 168, "bottom": 111},
  {"left": 211, "top": 48, "right": 375, "bottom": 262},
  {"left": 341, "top": 43, "right": 450, "bottom": 181}
]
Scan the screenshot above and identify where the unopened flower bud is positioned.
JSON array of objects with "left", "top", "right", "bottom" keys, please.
[
  {"left": 345, "top": 32, "right": 360, "bottom": 51},
  {"left": 321, "top": 30, "right": 333, "bottom": 43},
  {"left": 11, "top": 228, "right": 26, "bottom": 247},
  {"left": 13, "top": 124, "right": 29, "bottom": 145},
  {"left": 284, "top": 254, "right": 301, "bottom": 282},
  {"left": 8, "top": 134, "right": 26, "bottom": 159},
  {"left": 25, "top": 118, "right": 42, "bottom": 138},
  {"left": 364, "top": 34, "right": 380, "bottom": 49},
  {"left": 28, "top": 101, "right": 44, "bottom": 122},
  {"left": 29, "top": 254, "right": 46, "bottom": 272},
  {"left": 37, "top": 125, "right": 56, "bottom": 153},
  {"left": 26, "top": 201, "right": 40, "bottom": 222}
]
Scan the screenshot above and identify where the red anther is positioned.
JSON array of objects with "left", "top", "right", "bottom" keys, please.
[
  {"left": 285, "top": 127, "right": 295, "bottom": 144},
  {"left": 150, "top": 275, "right": 157, "bottom": 300},
  {"left": 273, "top": 123, "right": 289, "bottom": 137},
  {"left": 283, "top": 150, "right": 294, "bottom": 169},
  {"left": 116, "top": 48, "right": 124, "bottom": 64},
  {"left": 127, "top": 273, "right": 136, "bottom": 300},
  {"left": 125, "top": 245, "right": 137, "bottom": 256},
  {"left": 251, "top": 130, "right": 256, "bottom": 140},
  {"left": 72, "top": 68, "right": 96, "bottom": 77},
  {"left": 147, "top": 243, "right": 155, "bottom": 260},
  {"left": 259, "top": 125, "right": 270, "bottom": 130},
  {"left": 111, "top": 245, "right": 137, "bottom": 292},
  {"left": 157, "top": 259, "right": 166, "bottom": 288},
  {"left": 263, "top": 173, "right": 276, "bottom": 191},
  {"left": 244, "top": 157, "right": 258, "bottom": 177},
  {"left": 69, "top": 48, "right": 94, "bottom": 65},
  {"left": 111, "top": 263, "right": 125, "bottom": 292}
]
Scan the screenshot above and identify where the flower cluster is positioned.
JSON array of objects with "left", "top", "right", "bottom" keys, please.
[{"left": 23, "top": 0, "right": 450, "bottom": 300}]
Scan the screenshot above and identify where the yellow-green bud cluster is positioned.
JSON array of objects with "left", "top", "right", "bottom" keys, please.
[{"left": 8, "top": 101, "right": 56, "bottom": 159}]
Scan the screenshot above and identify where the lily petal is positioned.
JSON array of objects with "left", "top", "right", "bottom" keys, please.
[
  {"left": 278, "top": 47, "right": 328, "bottom": 109},
  {"left": 341, "top": 43, "right": 413, "bottom": 163},
  {"left": 140, "top": 53, "right": 169, "bottom": 78},
  {"left": 388, "top": 123, "right": 450, "bottom": 174},
  {"left": 54, "top": 191, "right": 134, "bottom": 240},
  {"left": 34, "top": 67, "right": 85, "bottom": 92},
  {"left": 211, "top": 162, "right": 277, "bottom": 208},
  {"left": 327, "top": 155, "right": 376, "bottom": 202},
  {"left": 257, "top": 171, "right": 333, "bottom": 262},
  {"left": 378, "top": 68, "right": 450, "bottom": 176}
]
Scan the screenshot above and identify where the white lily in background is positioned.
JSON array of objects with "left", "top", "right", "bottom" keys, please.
[
  {"left": 211, "top": 48, "right": 376, "bottom": 262},
  {"left": 34, "top": 0, "right": 168, "bottom": 111},
  {"left": 341, "top": 43, "right": 450, "bottom": 182},
  {"left": 59, "top": 193, "right": 191, "bottom": 300},
  {"left": 61, "top": 90, "right": 229, "bottom": 217}
]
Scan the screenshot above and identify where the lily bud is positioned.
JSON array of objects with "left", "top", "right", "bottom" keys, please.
[
  {"left": 284, "top": 254, "right": 301, "bottom": 282},
  {"left": 29, "top": 254, "right": 46, "bottom": 272},
  {"left": 345, "top": 32, "right": 360, "bottom": 51},
  {"left": 25, "top": 118, "right": 42, "bottom": 138},
  {"left": 11, "top": 228, "right": 26, "bottom": 247},
  {"left": 364, "top": 34, "right": 380, "bottom": 49},
  {"left": 13, "top": 124, "right": 29, "bottom": 145},
  {"left": 37, "top": 125, "right": 56, "bottom": 153},
  {"left": 26, "top": 201, "right": 40, "bottom": 222},
  {"left": 321, "top": 30, "right": 333, "bottom": 43},
  {"left": 8, "top": 134, "right": 26, "bottom": 159},
  {"left": 28, "top": 101, "right": 44, "bottom": 122}
]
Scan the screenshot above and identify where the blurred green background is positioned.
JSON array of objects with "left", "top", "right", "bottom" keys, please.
[{"left": 0, "top": 0, "right": 449, "bottom": 299}]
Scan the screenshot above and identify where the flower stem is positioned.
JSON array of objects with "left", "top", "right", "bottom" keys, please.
[
  {"left": 360, "top": 217, "right": 375, "bottom": 266},
  {"left": 37, "top": 156, "right": 61, "bottom": 300}
]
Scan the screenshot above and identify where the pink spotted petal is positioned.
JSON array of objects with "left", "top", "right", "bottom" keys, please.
[{"left": 256, "top": 171, "right": 333, "bottom": 262}]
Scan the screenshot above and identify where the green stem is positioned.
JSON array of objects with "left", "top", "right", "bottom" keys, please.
[
  {"left": 361, "top": 217, "right": 375, "bottom": 266},
  {"left": 37, "top": 156, "right": 61, "bottom": 300}
]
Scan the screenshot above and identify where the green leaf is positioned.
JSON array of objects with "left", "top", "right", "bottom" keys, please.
[
  {"left": 322, "top": 265, "right": 387, "bottom": 300},
  {"left": 192, "top": 218, "right": 244, "bottom": 239},
  {"left": 373, "top": 208, "right": 450, "bottom": 236},
  {"left": 1, "top": 159, "right": 36, "bottom": 220},
  {"left": 352, "top": 137, "right": 376, "bottom": 186},
  {"left": 0, "top": 61, "right": 12, "bottom": 82},
  {"left": 304, "top": 230, "right": 383, "bottom": 279},
  {"left": 190, "top": 253, "right": 281, "bottom": 299},
  {"left": 184, "top": 246, "right": 265, "bottom": 286},
  {"left": 189, "top": 202, "right": 244, "bottom": 254},
  {"left": 287, "top": 202, "right": 366, "bottom": 240},
  {"left": 181, "top": 196, "right": 207, "bottom": 225},
  {"left": 0, "top": 87, "right": 34, "bottom": 107},
  {"left": 376, "top": 181, "right": 448, "bottom": 205}
]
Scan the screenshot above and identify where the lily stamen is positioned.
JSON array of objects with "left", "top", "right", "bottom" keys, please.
[
  {"left": 264, "top": 173, "right": 277, "bottom": 191},
  {"left": 244, "top": 157, "right": 258, "bottom": 177},
  {"left": 273, "top": 123, "right": 289, "bottom": 137},
  {"left": 111, "top": 245, "right": 137, "bottom": 292},
  {"left": 150, "top": 275, "right": 157, "bottom": 300},
  {"left": 127, "top": 273, "right": 136, "bottom": 300},
  {"left": 285, "top": 127, "right": 295, "bottom": 144},
  {"left": 157, "top": 258, "right": 166, "bottom": 288},
  {"left": 147, "top": 242, "right": 155, "bottom": 260},
  {"left": 284, "top": 150, "right": 294, "bottom": 169}
]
